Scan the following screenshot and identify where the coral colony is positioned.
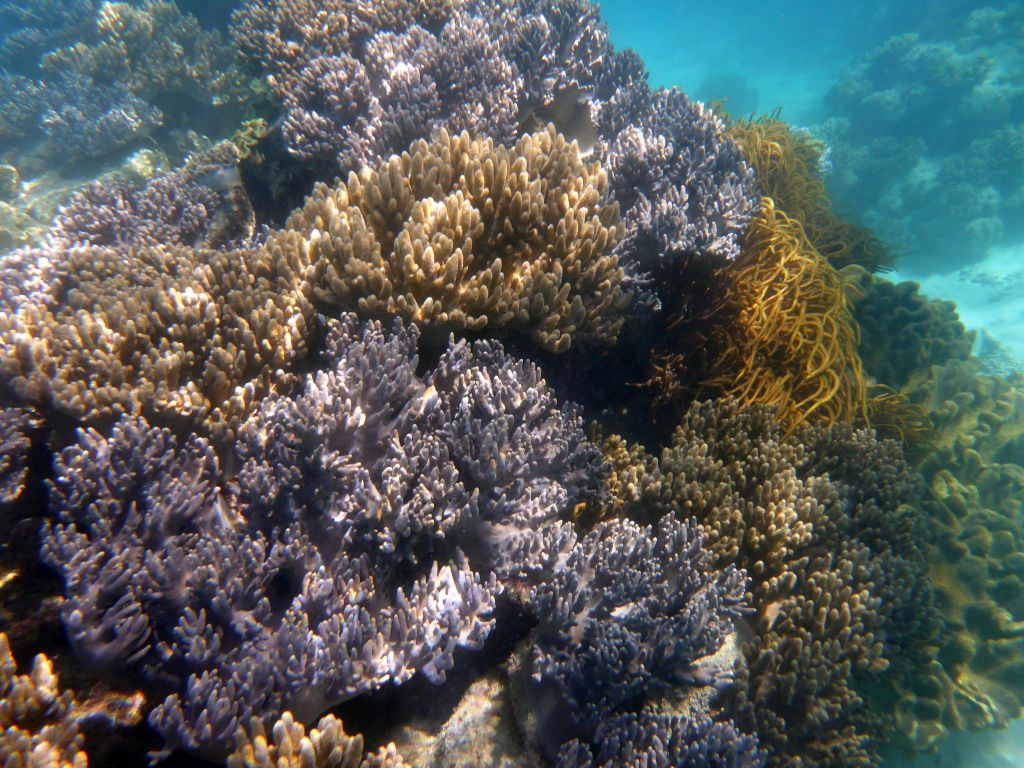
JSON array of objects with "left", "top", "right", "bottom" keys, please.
[{"left": 0, "top": 1, "right": 1022, "bottom": 768}]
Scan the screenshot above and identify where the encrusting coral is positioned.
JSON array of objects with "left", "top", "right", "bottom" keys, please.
[
  {"left": 0, "top": 632, "right": 87, "bottom": 768},
  {"left": 727, "top": 114, "right": 893, "bottom": 273},
  {"left": 228, "top": 711, "right": 406, "bottom": 768},
  {"left": 901, "top": 361, "right": 1024, "bottom": 738},
  {"left": 272, "top": 126, "right": 632, "bottom": 352},
  {"left": 590, "top": 398, "right": 938, "bottom": 768},
  {"left": 840, "top": 270, "right": 1024, "bottom": 747}
]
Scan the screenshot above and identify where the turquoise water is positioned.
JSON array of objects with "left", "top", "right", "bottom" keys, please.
[
  {"left": 0, "top": 1, "right": 1022, "bottom": 766},
  {"left": 602, "top": 0, "right": 1024, "bottom": 366}
]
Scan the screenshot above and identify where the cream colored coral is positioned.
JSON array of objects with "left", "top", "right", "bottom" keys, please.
[
  {"left": 0, "top": 243, "right": 312, "bottom": 440},
  {"left": 0, "top": 633, "right": 87, "bottom": 768},
  {"left": 228, "top": 712, "right": 406, "bottom": 768},
  {"left": 272, "top": 126, "right": 631, "bottom": 352}
]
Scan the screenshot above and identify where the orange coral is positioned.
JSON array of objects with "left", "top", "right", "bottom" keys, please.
[
  {"left": 728, "top": 114, "right": 893, "bottom": 273},
  {"left": 705, "top": 197, "right": 868, "bottom": 431}
]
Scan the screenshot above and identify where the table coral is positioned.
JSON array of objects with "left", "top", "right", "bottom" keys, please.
[{"left": 272, "top": 126, "right": 632, "bottom": 352}]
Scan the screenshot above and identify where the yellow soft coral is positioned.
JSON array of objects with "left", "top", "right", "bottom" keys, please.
[
  {"left": 707, "top": 197, "right": 867, "bottom": 430},
  {"left": 729, "top": 114, "right": 893, "bottom": 273}
]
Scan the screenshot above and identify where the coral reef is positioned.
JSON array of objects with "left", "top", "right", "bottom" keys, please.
[
  {"left": 840, "top": 271, "right": 1024, "bottom": 747},
  {"left": 901, "top": 361, "right": 1024, "bottom": 739},
  {"left": 821, "top": 5, "right": 1024, "bottom": 270},
  {"left": 0, "top": 0, "right": 250, "bottom": 174},
  {"left": 728, "top": 114, "right": 893, "bottom": 272},
  {"left": 272, "top": 127, "right": 631, "bottom": 352},
  {"left": 0, "top": 632, "right": 87, "bottom": 768},
  {"left": 0, "top": 407, "right": 40, "bottom": 508},
  {"left": 601, "top": 88, "right": 759, "bottom": 268},
  {"left": 48, "top": 142, "right": 255, "bottom": 251},
  {"left": 230, "top": 0, "right": 645, "bottom": 176},
  {"left": 592, "top": 398, "right": 938, "bottom": 768},
  {"left": 41, "top": 314, "right": 604, "bottom": 756},
  {"left": 649, "top": 198, "right": 867, "bottom": 431},
  {"left": 0, "top": 237, "right": 311, "bottom": 439},
  {"left": 558, "top": 714, "right": 765, "bottom": 768},
  {"left": 844, "top": 266, "right": 975, "bottom": 390},
  {"left": 39, "top": 0, "right": 247, "bottom": 106}
]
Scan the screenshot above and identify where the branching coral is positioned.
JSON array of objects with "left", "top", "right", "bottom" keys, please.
[
  {"left": 49, "top": 142, "right": 256, "bottom": 252},
  {"left": 602, "top": 88, "right": 759, "bottom": 268},
  {"left": 39, "top": 0, "right": 248, "bottom": 106},
  {"left": 838, "top": 270, "right": 1024, "bottom": 746},
  {"left": 41, "top": 314, "right": 605, "bottom": 756},
  {"left": 229, "top": 711, "right": 405, "bottom": 768},
  {"left": 513, "top": 513, "right": 758, "bottom": 764},
  {"left": 272, "top": 126, "right": 631, "bottom": 352},
  {"left": 558, "top": 714, "right": 766, "bottom": 768},
  {"left": 37, "top": 74, "right": 164, "bottom": 161},
  {"left": 590, "top": 398, "right": 938, "bottom": 768},
  {"left": 0, "top": 633, "right": 87, "bottom": 768},
  {"left": 0, "top": 239, "right": 312, "bottom": 439},
  {"left": 0, "top": 407, "right": 40, "bottom": 508},
  {"left": 728, "top": 115, "right": 894, "bottom": 272}
]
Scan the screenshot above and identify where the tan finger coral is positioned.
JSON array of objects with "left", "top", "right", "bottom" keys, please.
[
  {"left": 0, "top": 242, "right": 313, "bottom": 440},
  {"left": 271, "top": 126, "right": 631, "bottom": 352},
  {"left": 0, "top": 633, "right": 87, "bottom": 768},
  {"left": 228, "top": 712, "right": 405, "bottom": 768}
]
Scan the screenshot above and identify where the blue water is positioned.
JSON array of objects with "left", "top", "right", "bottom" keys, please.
[
  {"left": 0, "top": 1, "right": 1022, "bottom": 766},
  {"left": 602, "top": 0, "right": 1024, "bottom": 366}
]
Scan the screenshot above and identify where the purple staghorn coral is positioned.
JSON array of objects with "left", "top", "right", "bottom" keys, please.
[
  {"left": 42, "top": 313, "right": 607, "bottom": 757},
  {"left": 48, "top": 142, "right": 255, "bottom": 252},
  {"left": 516, "top": 513, "right": 749, "bottom": 758},
  {"left": 602, "top": 88, "right": 760, "bottom": 268},
  {"left": 558, "top": 713, "right": 767, "bottom": 768}
]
